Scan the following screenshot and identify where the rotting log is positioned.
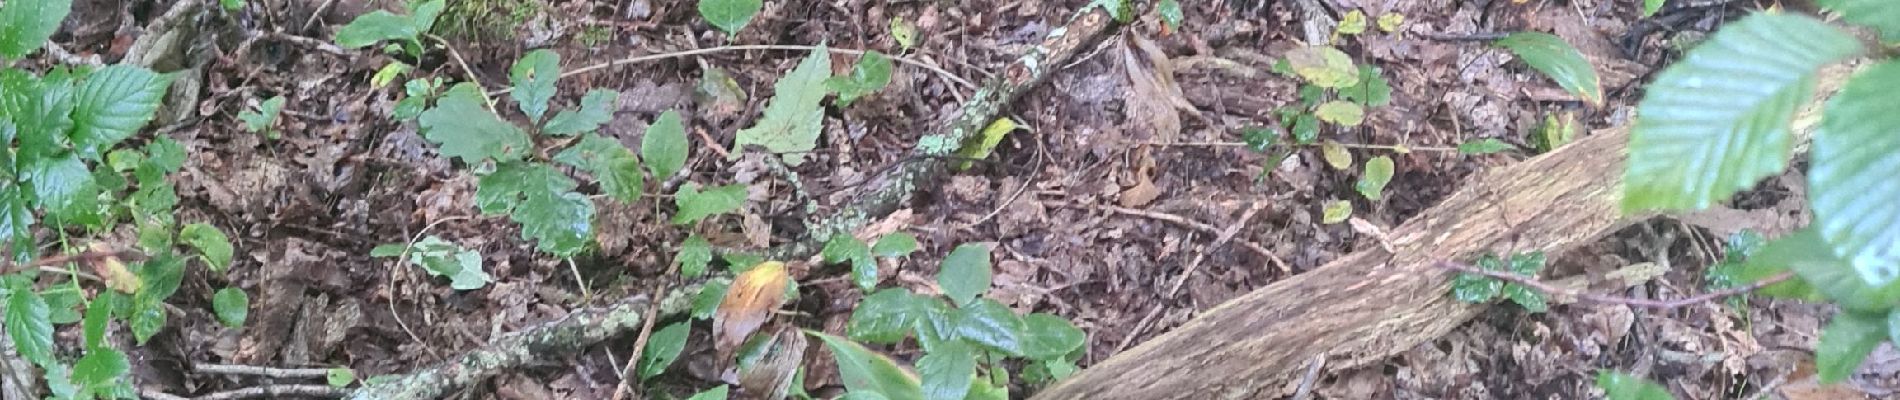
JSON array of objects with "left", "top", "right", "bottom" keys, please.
[{"left": 1030, "top": 64, "right": 1859, "bottom": 400}]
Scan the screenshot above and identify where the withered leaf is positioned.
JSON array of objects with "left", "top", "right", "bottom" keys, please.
[{"left": 714, "top": 261, "right": 792, "bottom": 354}]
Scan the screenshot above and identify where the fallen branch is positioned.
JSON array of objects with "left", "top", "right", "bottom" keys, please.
[
  {"left": 1434, "top": 262, "right": 1795, "bottom": 309},
  {"left": 144, "top": 384, "right": 346, "bottom": 400}
]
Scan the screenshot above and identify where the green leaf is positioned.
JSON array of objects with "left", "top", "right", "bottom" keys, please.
[
  {"left": 1642, "top": 0, "right": 1665, "bottom": 17},
  {"left": 938, "top": 244, "right": 992, "bottom": 307},
  {"left": 1458, "top": 138, "right": 1512, "bottom": 154},
  {"left": 1510, "top": 251, "right": 1546, "bottom": 276},
  {"left": 1493, "top": 32, "right": 1603, "bottom": 105},
  {"left": 477, "top": 162, "right": 595, "bottom": 256},
  {"left": 418, "top": 84, "right": 533, "bottom": 163},
  {"left": 1086, "top": 0, "right": 1134, "bottom": 23},
  {"left": 1335, "top": 10, "right": 1367, "bottom": 36},
  {"left": 848, "top": 288, "right": 927, "bottom": 344},
  {"left": 954, "top": 299, "right": 1026, "bottom": 356},
  {"left": 678, "top": 235, "right": 713, "bottom": 279},
  {"left": 698, "top": 0, "right": 762, "bottom": 36},
  {"left": 671, "top": 183, "right": 748, "bottom": 225},
  {"left": 0, "top": 0, "right": 73, "bottom": 59},
  {"left": 687, "top": 385, "right": 731, "bottom": 400},
  {"left": 872, "top": 233, "right": 919, "bottom": 258},
  {"left": 1285, "top": 46, "right": 1358, "bottom": 88},
  {"left": 238, "top": 96, "right": 286, "bottom": 133},
  {"left": 13, "top": 71, "right": 75, "bottom": 158},
  {"left": 409, "top": 0, "right": 445, "bottom": 32},
  {"left": 1816, "top": 0, "right": 1900, "bottom": 43},
  {"left": 639, "top": 322, "right": 690, "bottom": 379},
  {"left": 371, "top": 62, "right": 409, "bottom": 89},
  {"left": 144, "top": 136, "right": 186, "bottom": 173},
  {"left": 1320, "top": 200, "right": 1352, "bottom": 224},
  {"left": 72, "top": 348, "right": 129, "bottom": 392},
  {"left": 1451, "top": 254, "right": 1504, "bottom": 302},
  {"left": 1595, "top": 370, "right": 1674, "bottom": 400},
  {"left": 370, "top": 244, "right": 406, "bottom": 257},
  {"left": 82, "top": 293, "right": 113, "bottom": 350},
  {"left": 1339, "top": 65, "right": 1392, "bottom": 107},
  {"left": 542, "top": 89, "right": 617, "bottom": 136},
  {"left": 6, "top": 281, "right": 54, "bottom": 367},
  {"left": 1314, "top": 101, "right": 1364, "bottom": 126},
  {"left": 180, "top": 223, "right": 234, "bottom": 273},
  {"left": 1157, "top": 0, "right": 1183, "bottom": 29},
  {"left": 42, "top": 288, "right": 80, "bottom": 324},
  {"left": 327, "top": 368, "right": 356, "bottom": 387},
  {"left": 809, "top": 330, "right": 924, "bottom": 400},
  {"left": 1290, "top": 114, "right": 1319, "bottom": 144},
  {"left": 825, "top": 234, "right": 878, "bottom": 290},
  {"left": 1810, "top": 61, "right": 1900, "bottom": 286},
  {"left": 1020, "top": 313, "right": 1084, "bottom": 360},
  {"left": 510, "top": 49, "right": 561, "bottom": 122},
  {"left": 1355, "top": 156, "right": 1394, "bottom": 201},
  {"left": 25, "top": 153, "right": 93, "bottom": 215},
  {"left": 733, "top": 45, "right": 831, "bottom": 166},
  {"left": 1240, "top": 126, "right": 1278, "bottom": 153},
  {"left": 891, "top": 17, "right": 916, "bottom": 51},
  {"left": 1819, "top": 311, "right": 1887, "bottom": 383},
  {"left": 917, "top": 340, "right": 976, "bottom": 400},
  {"left": 211, "top": 287, "right": 249, "bottom": 328},
  {"left": 1504, "top": 284, "right": 1548, "bottom": 313},
  {"left": 1623, "top": 13, "right": 1862, "bottom": 213},
  {"left": 553, "top": 133, "right": 644, "bottom": 202},
  {"left": 71, "top": 65, "right": 171, "bottom": 159},
  {"left": 334, "top": 11, "right": 418, "bottom": 49},
  {"left": 828, "top": 51, "right": 894, "bottom": 107},
  {"left": 1377, "top": 13, "right": 1404, "bottom": 33},
  {"left": 642, "top": 110, "right": 690, "bottom": 180},
  {"left": 401, "top": 236, "right": 492, "bottom": 290},
  {"left": 692, "top": 280, "right": 730, "bottom": 320}
]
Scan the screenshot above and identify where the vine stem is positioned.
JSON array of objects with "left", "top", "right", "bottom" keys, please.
[
  {"left": 1434, "top": 261, "right": 1796, "bottom": 309},
  {"left": 483, "top": 44, "right": 977, "bottom": 98}
]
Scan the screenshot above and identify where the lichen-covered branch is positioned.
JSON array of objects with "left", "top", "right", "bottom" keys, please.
[{"left": 345, "top": 295, "right": 656, "bottom": 399}]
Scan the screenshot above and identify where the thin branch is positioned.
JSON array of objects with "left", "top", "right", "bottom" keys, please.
[
  {"left": 1434, "top": 261, "right": 1796, "bottom": 309},
  {"left": 1417, "top": 31, "right": 1511, "bottom": 41},
  {"left": 426, "top": 34, "right": 491, "bottom": 103},
  {"left": 1139, "top": 140, "right": 1461, "bottom": 153},
  {"left": 143, "top": 385, "right": 346, "bottom": 400},
  {"left": 0, "top": 247, "right": 142, "bottom": 276},
  {"left": 194, "top": 364, "right": 334, "bottom": 379},
  {"left": 486, "top": 44, "right": 976, "bottom": 98},
  {"left": 1166, "top": 201, "right": 1269, "bottom": 297}
]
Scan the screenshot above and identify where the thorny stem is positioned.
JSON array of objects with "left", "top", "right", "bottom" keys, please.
[
  {"left": 485, "top": 44, "right": 978, "bottom": 98},
  {"left": 1434, "top": 261, "right": 1797, "bottom": 309}
]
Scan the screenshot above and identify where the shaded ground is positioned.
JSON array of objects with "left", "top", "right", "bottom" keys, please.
[{"left": 27, "top": 0, "right": 1885, "bottom": 398}]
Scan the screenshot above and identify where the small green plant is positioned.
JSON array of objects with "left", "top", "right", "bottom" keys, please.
[
  {"left": 699, "top": 0, "right": 763, "bottom": 38},
  {"left": 236, "top": 95, "right": 285, "bottom": 139},
  {"left": 333, "top": 0, "right": 444, "bottom": 58},
  {"left": 371, "top": 236, "right": 491, "bottom": 290},
  {"left": 1450, "top": 251, "right": 1550, "bottom": 313}
]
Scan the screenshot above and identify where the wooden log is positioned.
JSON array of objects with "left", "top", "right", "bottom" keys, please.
[{"left": 1032, "top": 63, "right": 1858, "bottom": 400}]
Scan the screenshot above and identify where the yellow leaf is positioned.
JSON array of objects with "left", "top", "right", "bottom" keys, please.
[
  {"left": 1321, "top": 200, "right": 1353, "bottom": 224},
  {"left": 1377, "top": 13, "right": 1405, "bottom": 33},
  {"left": 956, "top": 117, "right": 1017, "bottom": 170},
  {"left": 715, "top": 261, "right": 792, "bottom": 353},
  {"left": 1336, "top": 10, "right": 1367, "bottom": 36},
  {"left": 88, "top": 243, "right": 140, "bottom": 294},
  {"left": 1321, "top": 140, "right": 1354, "bottom": 170}
]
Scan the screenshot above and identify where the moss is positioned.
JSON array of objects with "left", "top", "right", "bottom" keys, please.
[
  {"left": 432, "top": 0, "right": 540, "bottom": 41},
  {"left": 578, "top": 25, "right": 613, "bottom": 47}
]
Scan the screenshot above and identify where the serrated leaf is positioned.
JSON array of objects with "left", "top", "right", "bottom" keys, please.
[
  {"left": 1451, "top": 270, "right": 1502, "bottom": 303},
  {"left": 42, "top": 289, "right": 80, "bottom": 325},
  {"left": 939, "top": 244, "right": 991, "bottom": 307},
  {"left": 419, "top": 84, "right": 533, "bottom": 163},
  {"left": 1340, "top": 65, "right": 1392, "bottom": 107},
  {"left": 1810, "top": 61, "right": 1900, "bottom": 286},
  {"left": 829, "top": 51, "right": 894, "bottom": 107},
  {"left": 6, "top": 282, "right": 54, "bottom": 367},
  {"left": 873, "top": 233, "right": 919, "bottom": 258},
  {"left": 1623, "top": 13, "right": 1862, "bottom": 213},
  {"left": 642, "top": 110, "right": 690, "bottom": 180},
  {"left": 1819, "top": 311, "right": 1886, "bottom": 383},
  {"left": 692, "top": 280, "right": 730, "bottom": 320},
  {"left": 825, "top": 235, "right": 878, "bottom": 290},
  {"left": 554, "top": 133, "right": 644, "bottom": 202},
  {"left": 1158, "top": 0, "right": 1183, "bottom": 29},
  {"left": 25, "top": 153, "right": 93, "bottom": 215},
  {"left": 476, "top": 162, "right": 594, "bottom": 256},
  {"left": 542, "top": 89, "right": 618, "bottom": 136},
  {"left": 699, "top": 0, "right": 762, "bottom": 37},
  {"left": 180, "top": 223, "right": 234, "bottom": 273},
  {"left": 848, "top": 288, "right": 925, "bottom": 344},
  {"left": 1356, "top": 156, "right": 1393, "bottom": 200},
  {"left": 678, "top": 235, "right": 713, "bottom": 278},
  {"left": 639, "top": 322, "right": 690, "bottom": 379},
  {"left": 327, "top": 368, "right": 356, "bottom": 387},
  {"left": 71, "top": 65, "right": 170, "bottom": 159},
  {"left": 1285, "top": 46, "right": 1358, "bottom": 88},
  {"left": 0, "top": 0, "right": 73, "bottom": 59},
  {"left": 13, "top": 71, "right": 76, "bottom": 158},
  {"left": 1596, "top": 371, "right": 1674, "bottom": 400},
  {"left": 211, "top": 287, "right": 249, "bottom": 328},
  {"left": 1314, "top": 101, "right": 1365, "bottom": 126},
  {"left": 334, "top": 11, "right": 417, "bottom": 49},
  {"left": 1458, "top": 138, "right": 1512, "bottom": 154},
  {"left": 1020, "top": 313, "right": 1084, "bottom": 360},
  {"left": 954, "top": 299, "right": 1026, "bottom": 356},
  {"left": 1377, "top": 13, "right": 1405, "bottom": 32},
  {"left": 672, "top": 183, "right": 748, "bottom": 225},
  {"left": 82, "top": 293, "right": 112, "bottom": 350},
  {"left": 716, "top": 261, "right": 791, "bottom": 352},
  {"left": 809, "top": 330, "right": 925, "bottom": 400},
  {"left": 918, "top": 340, "right": 976, "bottom": 400},
  {"left": 1321, "top": 200, "right": 1351, "bottom": 224},
  {"left": 511, "top": 49, "right": 561, "bottom": 122},
  {"left": 733, "top": 45, "right": 831, "bottom": 166},
  {"left": 1504, "top": 284, "right": 1548, "bottom": 313},
  {"left": 400, "top": 236, "right": 491, "bottom": 290},
  {"left": 409, "top": 0, "right": 444, "bottom": 32},
  {"left": 72, "top": 348, "right": 128, "bottom": 392},
  {"left": 1320, "top": 140, "right": 1353, "bottom": 170},
  {"left": 1494, "top": 32, "right": 1603, "bottom": 105},
  {"left": 1240, "top": 126, "right": 1278, "bottom": 152},
  {"left": 1336, "top": 10, "right": 1367, "bottom": 35},
  {"left": 1816, "top": 0, "right": 1900, "bottom": 43},
  {"left": 1510, "top": 252, "right": 1546, "bottom": 276}
]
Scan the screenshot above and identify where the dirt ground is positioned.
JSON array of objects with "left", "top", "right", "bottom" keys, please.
[{"left": 22, "top": 0, "right": 1893, "bottom": 398}]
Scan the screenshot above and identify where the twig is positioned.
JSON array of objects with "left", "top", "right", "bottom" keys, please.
[
  {"left": 426, "top": 34, "right": 491, "bottom": 103},
  {"left": 0, "top": 247, "right": 143, "bottom": 276},
  {"left": 43, "top": 42, "right": 103, "bottom": 66},
  {"left": 1111, "top": 307, "right": 1163, "bottom": 356},
  {"left": 143, "top": 385, "right": 345, "bottom": 400},
  {"left": 610, "top": 260, "right": 682, "bottom": 400},
  {"left": 486, "top": 44, "right": 976, "bottom": 98},
  {"left": 1434, "top": 261, "right": 1796, "bottom": 309},
  {"left": 1165, "top": 201, "right": 1269, "bottom": 297},
  {"left": 1290, "top": 356, "right": 1326, "bottom": 400},
  {"left": 265, "top": 32, "right": 348, "bottom": 56},
  {"left": 1417, "top": 31, "right": 1511, "bottom": 42},
  {"left": 1138, "top": 140, "right": 1461, "bottom": 153},
  {"left": 346, "top": 295, "right": 656, "bottom": 400},
  {"left": 194, "top": 364, "right": 333, "bottom": 379}
]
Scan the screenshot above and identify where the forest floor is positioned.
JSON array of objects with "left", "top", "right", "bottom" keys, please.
[{"left": 22, "top": 0, "right": 1887, "bottom": 398}]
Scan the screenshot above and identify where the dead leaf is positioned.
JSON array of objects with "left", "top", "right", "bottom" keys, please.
[
  {"left": 737, "top": 326, "right": 807, "bottom": 400},
  {"left": 1119, "top": 31, "right": 1198, "bottom": 143},
  {"left": 715, "top": 261, "right": 792, "bottom": 354},
  {"left": 1321, "top": 140, "right": 1353, "bottom": 170},
  {"left": 1119, "top": 147, "right": 1161, "bottom": 208},
  {"left": 88, "top": 243, "right": 140, "bottom": 294}
]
